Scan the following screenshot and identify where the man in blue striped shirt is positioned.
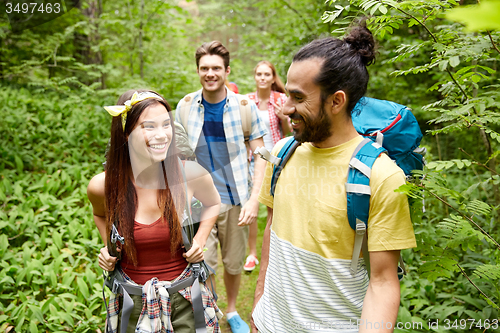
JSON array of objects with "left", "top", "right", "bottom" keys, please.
[{"left": 176, "top": 41, "right": 267, "bottom": 333}]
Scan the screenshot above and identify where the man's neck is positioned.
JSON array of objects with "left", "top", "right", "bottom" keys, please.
[
  {"left": 311, "top": 117, "right": 359, "bottom": 149},
  {"left": 202, "top": 87, "right": 227, "bottom": 104}
]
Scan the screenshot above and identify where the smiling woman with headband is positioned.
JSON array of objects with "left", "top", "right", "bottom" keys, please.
[{"left": 87, "top": 89, "right": 222, "bottom": 333}]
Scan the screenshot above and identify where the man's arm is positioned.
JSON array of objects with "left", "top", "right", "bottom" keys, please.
[
  {"left": 359, "top": 250, "right": 401, "bottom": 333},
  {"left": 238, "top": 137, "right": 266, "bottom": 226},
  {"left": 251, "top": 207, "right": 273, "bottom": 333}
]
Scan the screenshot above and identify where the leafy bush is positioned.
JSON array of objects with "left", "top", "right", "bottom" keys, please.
[{"left": 0, "top": 85, "right": 110, "bottom": 332}]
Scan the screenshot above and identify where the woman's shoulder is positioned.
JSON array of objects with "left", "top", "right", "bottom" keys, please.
[
  {"left": 183, "top": 160, "right": 210, "bottom": 182},
  {"left": 87, "top": 172, "right": 106, "bottom": 200}
]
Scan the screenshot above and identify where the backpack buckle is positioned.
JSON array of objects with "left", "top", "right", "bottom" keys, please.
[
  {"left": 191, "top": 262, "right": 207, "bottom": 282},
  {"left": 112, "top": 279, "right": 121, "bottom": 294},
  {"left": 191, "top": 263, "right": 201, "bottom": 276},
  {"left": 355, "top": 221, "right": 366, "bottom": 235},
  {"left": 111, "top": 224, "right": 124, "bottom": 245},
  {"left": 254, "top": 146, "right": 281, "bottom": 165}
]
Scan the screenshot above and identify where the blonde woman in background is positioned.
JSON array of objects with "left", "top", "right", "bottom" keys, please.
[{"left": 245, "top": 61, "right": 290, "bottom": 272}]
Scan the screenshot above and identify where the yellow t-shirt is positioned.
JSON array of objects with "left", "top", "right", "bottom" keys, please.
[{"left": 259, "top": 135, "right": 417, "bottom": 259}]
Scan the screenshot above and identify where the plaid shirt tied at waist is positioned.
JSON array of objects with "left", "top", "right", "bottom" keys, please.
[{"left": 106, "top": 265, "right": 222, "bottom": 333}]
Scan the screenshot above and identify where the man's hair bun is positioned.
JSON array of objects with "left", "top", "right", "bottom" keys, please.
[{"left": 344, "top": 26, "right": 376, "bottom": 66}]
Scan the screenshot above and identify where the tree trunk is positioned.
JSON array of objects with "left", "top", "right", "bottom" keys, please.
[{"left": 75, "top": 0, "right": 105, "bottom": 87}]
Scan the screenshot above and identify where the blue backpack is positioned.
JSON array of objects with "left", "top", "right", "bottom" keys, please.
[{"left": 259, "top": 97, "right": 425, "bottom": 278}]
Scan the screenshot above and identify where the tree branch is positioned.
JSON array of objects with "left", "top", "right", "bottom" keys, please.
[
  {"left": 459, "top": 147, "right": 498, "bottom": 175},
  {"left": 383, "top": 1, "right": 469, "bottom": 102},
  {"left": 456, "top": 263, "right": 499, "bottom": 309},
  {"left": 422, "top": 186, "right": 500, "bottom": 250},
  {"left": 487, "top": 31, "right": 500, "bottom": 55},
  {"left": 279, "top": 0, "right": 314, "bottom": 33}
]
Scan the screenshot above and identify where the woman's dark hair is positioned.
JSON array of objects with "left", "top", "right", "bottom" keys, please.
[
  {"left": 104, "top": 89, "right": 184, "bottom": 266},
  {"left": 254, "top": 60, "right": 286, "bottom": 94},
  {"left": 292, "top": 25, "right": 376, "bottom": 115}
]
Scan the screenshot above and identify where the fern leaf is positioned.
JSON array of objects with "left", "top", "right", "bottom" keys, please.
[
  {"left": 472, "top": 264, "right": 500, "bottom": 281},
  {"left": 466, "top": 199, "right": 492, "bottom": 217}
]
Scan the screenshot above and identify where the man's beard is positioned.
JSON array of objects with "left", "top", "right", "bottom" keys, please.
[{"left": 292, "top": 104, "right": 332, "bottom": 144}]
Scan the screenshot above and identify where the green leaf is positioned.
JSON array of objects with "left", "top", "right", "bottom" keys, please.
[
  {"left": 447, "top": 1, "right": 500, "bottom": 31},
  {"left": 439, "top": 60, "right": 448, "bottom": 71},
  {"left": 370, "top": 3, "right": 381, "bottom": 15},
  {"left": 49, "top": 270, "right": 57, "bottom": 288},
  {"left": 28, "top": 304, "right": 45, "bottom": 324},
  {"left": 18, "top": 290, "right": 28, "bottom": 302},
  {"left": 62, "top": 269, "right": 75, "bottom": 288},
  {"left": 49, "top": 303, "right": 58, "bottom": 317},
  {"left": 471, "top": 74, "right": 481, "bottom": 83},
  {"left": 40, "top": 227, "right": 48, "bottom": 251},
  {"left": 0, "top": 234, "right": 8, "bottom": 256},
  {"left": 52, "top": 230, "right": 62, "bottom": 250},
  {"left": 59, "top": 312, "right": 74, "bottom": 326},
  {"left": 440, "top": 305, "right": 464, "bottom": 318},
  {"left": 453, "top": 295, "right": 486, "bottom": 310},
  {"left": 16, "top": 316, "right": 25, "bottom": 332},
  {"left": 77, "top": 277, "right": 90, "bottom": 299},
  {"left": 398, "top": 306, "right": 412, "bottom": 323},
  {"left": 426, "top": 162, "right": 438, "bottom": 169},
  {"left": 29, "top": 321, "right": 39, "bottom": 333},
  {"left": 14, "top": 155, "right": 24, "bottom": 173},
  {"left": 453, "top": 159, "right": 464, "bottom": 169},
  {"left": 449, "top": 56, "right": 460, "bottom": 67},
  {"left": 463, "top": 309, "right": 483, "bottom": 321}
]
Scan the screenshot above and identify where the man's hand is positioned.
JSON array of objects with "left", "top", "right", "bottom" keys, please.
[
  {"left": 183, "top": 238, "right": 205, "bottom": 263},
  {"left": 251, "top": 319, "right": 259, "bottom": 333},
  {"left": 98, "top": 246, "right": 118, "bottom": 271},
  {"left": 238, "top": 198, "right": 259, "bottom": 226}
]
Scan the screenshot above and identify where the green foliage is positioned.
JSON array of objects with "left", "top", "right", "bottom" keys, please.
[
  {"left": 0, "top": 85, "right": 108, "bottom": 331},
  {"left": 2, "top": 0, "right": 500, "bottom": 330},
  {"left": 200, "top": 0, "right": 333, "bottom": 94}
]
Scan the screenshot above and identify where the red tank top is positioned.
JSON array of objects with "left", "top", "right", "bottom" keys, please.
[{"left": 120, "top": 217, "right": 188, "bottom": 284}]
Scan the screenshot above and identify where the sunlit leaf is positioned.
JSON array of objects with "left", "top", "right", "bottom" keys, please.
[{"left": 447, "top": 1, "right": 500, "bottom": 31}]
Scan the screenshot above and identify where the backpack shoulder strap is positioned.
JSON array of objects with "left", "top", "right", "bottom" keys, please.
[
  {"left": 346, "top": 138, "right": 386, "bottom": 275},
  {"left": 177, "top": 92, "right": 197, "bottom": 130},
  {"left": 235, "top": 94, "right": 252, "bottom": 141},
  {"left": 270, "top": 137, "right": 300, "bottom": 197},
  {"left": 178, "top": 158, "right": 194, "bottom": 251}
]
